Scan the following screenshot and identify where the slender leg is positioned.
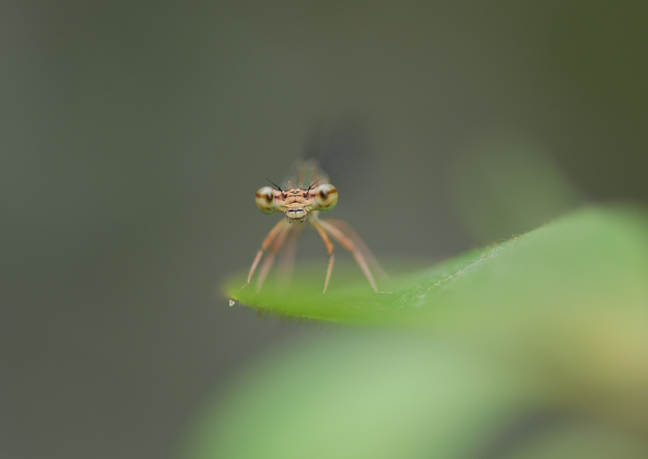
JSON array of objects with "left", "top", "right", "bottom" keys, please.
[
  {"left": 324, "top": 219, "right": 388, "bottom": 279},
  {"left": 256, "top": 224, "right": 292, "bottom": 291},
  {"left": 316, "top": 219, "right": 381, "bottom": 293},
  {"left": 277, "top": 223, "right": 302, "bottom": 287},
  {"left": 324, "top": 253, "right": 335, "bottom": 294},
  {"left": 246, "top": 219, "right": 288, "bottom": 286},
  {"left": 312, "top": 220, "right": 335, "bottom": 294}
]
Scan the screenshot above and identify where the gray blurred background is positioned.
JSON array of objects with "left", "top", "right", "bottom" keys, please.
[{"left": 1, "top": 1, "right": 647, "bottom": 458}]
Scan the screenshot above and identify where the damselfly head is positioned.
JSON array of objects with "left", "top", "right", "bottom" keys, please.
[
  {"left": 276, "top": 187, "right": 314, "bottom": 223},
  {"left": 255, "top": 182, "right": 337, "bottom": 222}
]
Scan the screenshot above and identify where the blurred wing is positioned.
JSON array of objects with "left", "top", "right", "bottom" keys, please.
[
  {"left": 304, "top": 122, "right": 372, "bottom": 195},
  {"left": 284, "top": 159, "right": 329, "bottom": 189}
]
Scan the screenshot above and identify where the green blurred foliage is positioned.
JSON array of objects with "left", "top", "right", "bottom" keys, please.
[
  {"left": 189, "top": 206, "right": 648, "bottom": 458},
  {"left": 185, "top": 334, "right": 548, "bottom": 459}
]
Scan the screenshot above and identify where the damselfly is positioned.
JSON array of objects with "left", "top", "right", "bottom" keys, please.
[{"left": 245, "top": 160, "right": 386, "bottom": 294}]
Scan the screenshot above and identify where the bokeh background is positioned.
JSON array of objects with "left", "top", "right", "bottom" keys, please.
[{"left": 2, "top": 1, "right": 647, "bottom": 458}]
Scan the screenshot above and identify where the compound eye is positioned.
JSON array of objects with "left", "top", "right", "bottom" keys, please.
[
  {"left": 315, "top": 184, "right": 338, "bottom": 211},
  {"left": 255, "top": 186, "right": 275, "bottom": 214}
]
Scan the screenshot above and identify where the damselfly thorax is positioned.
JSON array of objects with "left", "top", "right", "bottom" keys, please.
[{"left": 245, "top": 160, "right": 387, "bottom": 294}]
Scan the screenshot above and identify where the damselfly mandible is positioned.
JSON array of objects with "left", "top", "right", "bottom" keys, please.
[{"left": 245, "top": 160, "right": 387, "bottom": 294}]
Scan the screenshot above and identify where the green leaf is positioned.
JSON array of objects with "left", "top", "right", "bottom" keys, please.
[
  {"left": 194, "top": 206, "right": 648, "bottom": 459},
  {"left": 225, "top": 206, "right": 648, "bottom": 329}
]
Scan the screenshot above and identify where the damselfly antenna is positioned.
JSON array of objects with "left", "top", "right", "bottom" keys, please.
[
  {"left": 265, "top": 178, "right": 282, "bottom": 192},
  {"left": 306, "top": 178, "right": 323, "bottom": 192}
]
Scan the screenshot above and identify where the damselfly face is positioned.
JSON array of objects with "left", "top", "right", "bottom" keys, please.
[{"left": 255, "top": 183, "right": 338, "bottom": 223}]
